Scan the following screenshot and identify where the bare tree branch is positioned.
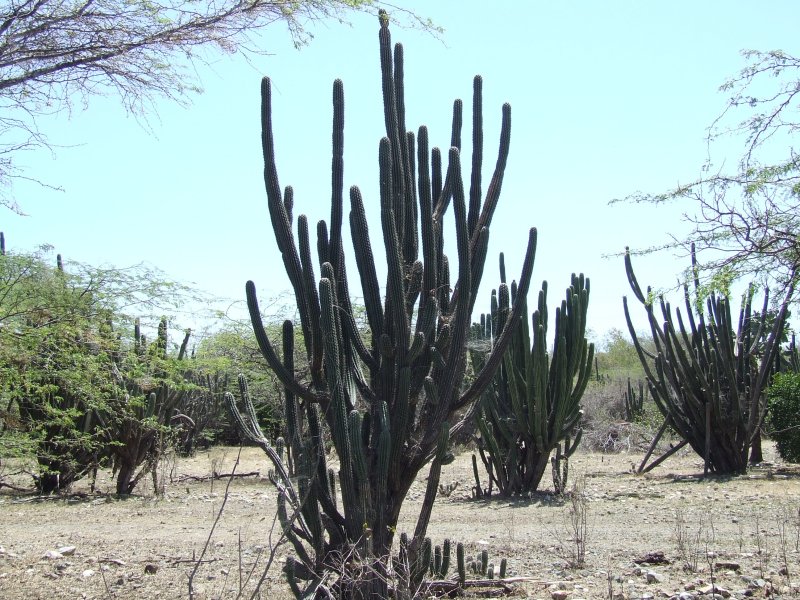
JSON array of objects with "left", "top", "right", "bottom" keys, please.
[
  {"left": 611, "top": 49, "right": 800, "bottom": 308},
  {"left": 0, "top": 0, "right": 440, "bottom": 212}
]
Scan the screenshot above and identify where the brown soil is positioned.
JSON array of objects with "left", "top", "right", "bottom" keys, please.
[{"left": 1, "top": 443, "right": 799, "bottom": 599}]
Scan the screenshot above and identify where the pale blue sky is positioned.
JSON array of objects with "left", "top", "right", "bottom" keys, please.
[{"left": 5, "top": 1, "right": 798, "bottom": 345}]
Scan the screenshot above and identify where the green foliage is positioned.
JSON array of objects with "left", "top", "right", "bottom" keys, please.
[
  {"left": 195, "top": 320, "right": 287, "bottom": 443},
  {"left": 767, "top": 372, "right": 800, "bottom": 463},
  {"left": 594, "top": 328, "right": 648, "bottom": 381},
  {"left": 0, "top": 234, "right": 203, "bottom": 493}
]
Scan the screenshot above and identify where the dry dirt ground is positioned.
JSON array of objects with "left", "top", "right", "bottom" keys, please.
[{"left": 1, "top": 442, "right": 800, "bottom": 600}]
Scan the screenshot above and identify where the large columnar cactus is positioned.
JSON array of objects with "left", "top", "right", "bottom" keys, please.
[
  {"left": 623, "top": 246, "right": 794, "bottom": 474},
  {"left": 225, "top": 11, "right": 536, "bottom": 598},
  {"left": 470, "top": 255, "right": 594, "bottom": 496}
]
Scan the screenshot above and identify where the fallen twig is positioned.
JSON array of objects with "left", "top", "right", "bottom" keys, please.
[
  {"left": 177, "top": 471, "right": 259, "bottom": 483},
  {"left": 0, "top": 481, "right": 35, "bottom": 493},
  {"left": 172, "top": 557, "right": 222, "bottom": 566}
]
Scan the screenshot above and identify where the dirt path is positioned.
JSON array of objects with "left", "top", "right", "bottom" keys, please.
[{"left": 1, "top": 444, "right": 799, "bottom": 599}]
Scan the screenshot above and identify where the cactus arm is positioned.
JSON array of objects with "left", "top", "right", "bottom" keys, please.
[
  {"left": 435, "top": 147, "right": 470, "bottom": 413},
  {"left": 389, "top": 367, "right": 411, "bottom": 475},
  {"left": 454, "top": 226, "right": 538, "bottom": 416},
  {"left": 432, "top": 99, "right": 463, "bottom": 224},
  {"left": 378, "top": 136, "right": 410, "bottom": 362},
  {"left": 349, "top": 185, "right": 384, "bottom": 345},
  {"left": 328, "top": 79, "right": 346, "bottom": 282},
  {"left": 375, "top": 401, "right": 391, "bottom": 547},
  {"left": 416, "top": 125, "right": 438, "bottom": 307},
  {"left": 469, "top": 102, "right": 511, "bottom": 253},
  {"left": 318, "top": 277, "right": 359, "bottom": 537},
  {"left": 246, "top": 281, "right": 324, "bottom": 405},
  {"left": 260, "top": 77, "right": 316, "bottom": 350},
  {"left": 410, "top": 422, "right": 449, "bottom": 555},
  {"left": 467, "top": 75, "right": 483, "bottom": 237},
  {"left": 297, "top": 215, "right": 323, "bottom": 383}
]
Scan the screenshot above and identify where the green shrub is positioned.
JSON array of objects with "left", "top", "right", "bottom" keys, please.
[{"left": 767, "top": 372, "right": 800, "bottom": 462}]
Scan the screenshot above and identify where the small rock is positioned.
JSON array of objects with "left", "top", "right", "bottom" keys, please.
[
  {"left": 678, "top": 593, "right": 694, "bottom": 600},
  {"left": 697, "top": 584, "right": 731, "bottom": 598},
  {"left": 82, "top": 569, "right": 95, "bottom": 578},
  {"left": 645, "top": 570, "right": 663, "bottom": 584},
  {"left": 715, "top": 561, "right": 740, "bottom": 572},
  {"left": 551, "top": 591, "right": 568, "bottom": 600},
  {"left": 144, "top": 564, "right": 158, "bottom": 575},
  {"left": 57, "top": 546, "right": 76, "bottom": 556},
  {"left": 43, "top": 550, "right": 63, "bottom": 560}
]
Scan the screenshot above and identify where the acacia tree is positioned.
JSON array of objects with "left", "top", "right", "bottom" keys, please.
[
  {"left": 615, "top": 50, "right": 800, "bottom": 306},
  {"left": 0, "top": 233, "right": 198, "bottom": 491},
  {"left": 0, "top": 0, "right": 436, "bottom": 212}
]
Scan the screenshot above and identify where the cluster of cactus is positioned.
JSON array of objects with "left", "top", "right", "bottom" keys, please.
[
  {"left": 393, "top": 535, "right": 507, "bottom": 592},
  {"left": 624, "top": 377, "right": 647, "bottom": 421},
  {"left": 172, "top": 371, "right": 230, "bottom": 455},
  {"left": 225, "top": 12, "right": 537, "bottom": 598},
  {"left": 623, "top": 245, "right": 794, "bottom": 474},
  {"left": 108, "top": 317, "right": 192, "bottom": 495},
  {"left": 468, "top": 255, "right": 594, "bottom": 496}
]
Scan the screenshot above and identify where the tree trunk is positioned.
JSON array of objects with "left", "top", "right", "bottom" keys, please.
[
  {"left": 115, "top": 462, "right": 135, "bottom": 495},
  {"left": 749, "top": 430, "right": 763, "bottom": 464}
]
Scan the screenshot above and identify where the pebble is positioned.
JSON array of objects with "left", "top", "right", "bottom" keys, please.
[
  {"left": 551, "top": 591, "right": 568, "bottom": 600},
  {"left": 645, "top": 570, "right": 664, "bottom": 584}
]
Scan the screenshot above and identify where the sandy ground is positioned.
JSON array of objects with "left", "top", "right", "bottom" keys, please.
[{"left": 1, "top": 442, "right": 799, "bottom": 599}]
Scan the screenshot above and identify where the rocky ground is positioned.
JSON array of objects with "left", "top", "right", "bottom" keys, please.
[{"left": 1, "top": 442, "right": 799, "bottom": 599}]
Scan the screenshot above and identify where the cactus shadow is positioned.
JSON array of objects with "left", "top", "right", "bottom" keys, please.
[{"left": 461, "top": 489, "right": 568, "bottom": 509}]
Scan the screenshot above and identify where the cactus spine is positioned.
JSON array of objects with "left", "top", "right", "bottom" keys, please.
[
  {"left": 225, "top": 11, "right": 537, "bottom": 598},
  {"left": 470, "top": 258, "right": 594, "bottom": 495}
]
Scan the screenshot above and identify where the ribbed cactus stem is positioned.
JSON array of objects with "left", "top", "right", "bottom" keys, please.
[
  {"left": 441, "top": 538, "right": 451, "bottom": 577},
  {"left": 471, "top": 453, "right": 483, "bottom": 498},
  {"left": 457, "top": 542, "right": 466, "bottom": 584}
]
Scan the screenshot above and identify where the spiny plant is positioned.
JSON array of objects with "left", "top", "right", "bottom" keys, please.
[
  {"left": 624, "top": 377, "right": 647, "bottom": 421},
  {"left": 225, "top": 11, "right": 536, "bottom": 598},
  {"left": 469, "top": 254, "right": 593, "bottom": 496},
  {"left": 108, "top": 317, "right": 192, "bottom": 495},
  {"left": 623, "top": 244, "right": 793, "bottom": 474}
]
